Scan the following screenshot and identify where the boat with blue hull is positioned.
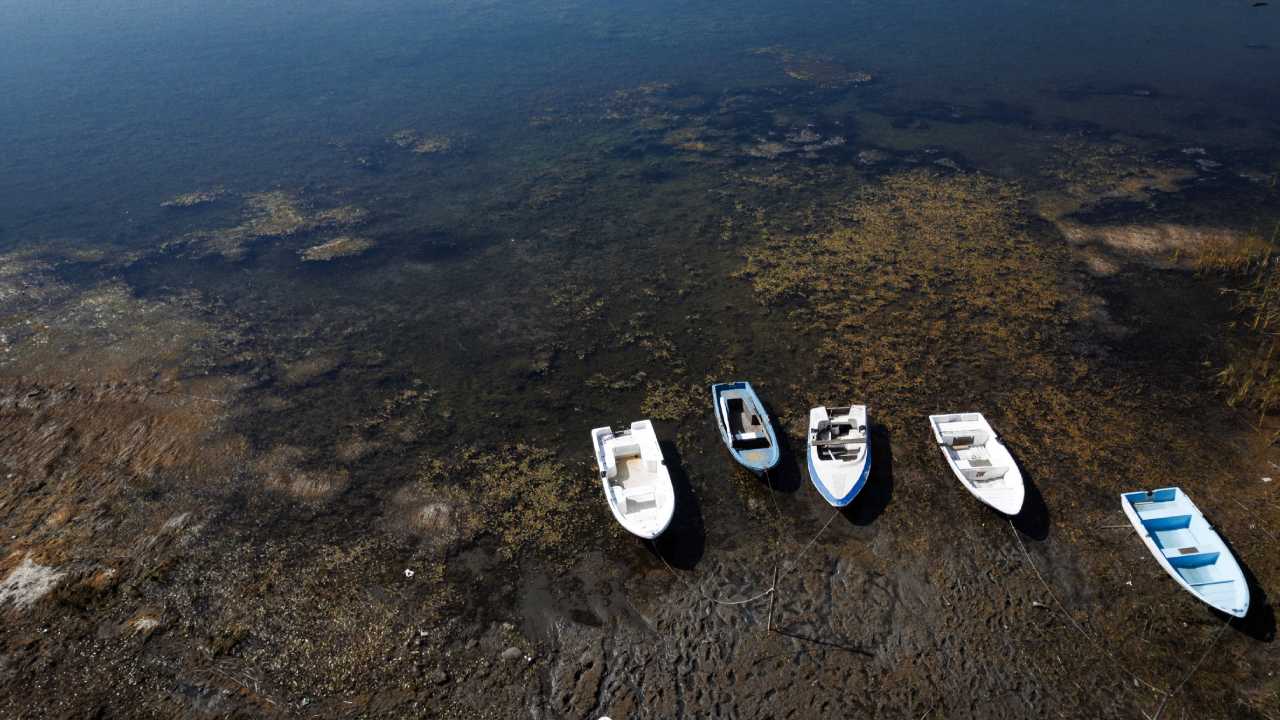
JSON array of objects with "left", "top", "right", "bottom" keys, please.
[
  {"left": 807, "top": 405, "right": 871, "bottom": 507},
  {"left": 711, "top": 382, "right": 780, "bottom": 473},
  {"left": 1121, "top": 487, "right": 1250, "bottom": 618}
]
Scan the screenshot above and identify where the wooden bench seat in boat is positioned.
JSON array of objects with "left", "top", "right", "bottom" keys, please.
[
  {"left": 937, "top": 421, "right": 990, "bottom": 449},
  {"left": 960, "top": 465, "right": 1009, "bottom": 482}
]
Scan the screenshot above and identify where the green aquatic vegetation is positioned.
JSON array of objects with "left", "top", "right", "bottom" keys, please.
[
  {"left": 160, "top": 187, "right": 226, "bottom": 208},
  {"left": 170, "top": 191, "right": 369, "bottom": 260},
  {"left": 1197, "top": 232, "right": 1280, "bottom": 420},
  {"left": 736, "top": 170, "right": 1157, "bottom": 472},
  {"left": 1036, "top": 135, "right": 1193, "bottom": 219},
  {"left": 203, "top": 538, "right": 444, "bottom": 698},
  {"left": 549, "top": 284, "right": 605, "bottom": 322},
  {"left": 640, "top": 380, "right": 702, "bottom": 421},
  {"left": 751, "top": 46, "right": 873, "bottom": 87},
  {"left": 299, "top": 235, "right": 375, "bottom": 262},
  {"left": 1184, "top": 225, "right": 1280, "bottom": 420},
  {"left": 418, "top": 444, "right": 597, "bottom": 560},
  {"left": 585, "top": 371, "right": 647, "bottom": 391},
  {"left": 740, "top": 169, "right": 1072, "bottom": 337},
  {"left": 389, "top": 128, "right": 456, "bottom": 155}
]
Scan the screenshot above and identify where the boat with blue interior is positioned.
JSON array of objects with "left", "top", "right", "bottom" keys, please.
[{"left": 1120, "top": 487, "right": 1249, "bottom": 618}]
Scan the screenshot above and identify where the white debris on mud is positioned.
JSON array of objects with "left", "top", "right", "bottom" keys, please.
[
  {"left": 0, "top": 555, "right": 64, "bottom": 610},
  {"left": 129, "top": 616, "right": 161, "bottom": 635}
]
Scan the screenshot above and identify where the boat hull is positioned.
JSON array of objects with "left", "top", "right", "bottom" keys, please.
[
  {"left": 1121, "top": 487, "right": 1249, "bottom": 618},
  {"left": 711, "top": 382, "right": 780, "bottom": 473},
  {"left": 929, "top": 412, "right": 1025, "bottom": 515},
  {"left": 807, "top": 445, "right": 870, "bottom": 507},
  {"left": 592, "top": 420, "right": 676, "bottom": 539}
]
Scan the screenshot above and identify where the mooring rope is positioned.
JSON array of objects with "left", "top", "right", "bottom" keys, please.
[
  {"left": 1007, "top": 518, "right": 1236, "bottom": 718},
  {"left": 1149, "top": 616, "right": 1232, "bottom": 720},
  {"left": 762, "top": 467, "right": 843, "bottom": 582},
  {"left": 1007, "top": 519, "right": 1165, "bottom": 696},
  {"left": 783, "top": 506, "right": 841, "bottom": 574}
]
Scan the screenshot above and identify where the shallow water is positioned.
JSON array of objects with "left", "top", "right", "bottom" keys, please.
[{"left": 2, "top": 0, "right": 1279, "bottom": 717}]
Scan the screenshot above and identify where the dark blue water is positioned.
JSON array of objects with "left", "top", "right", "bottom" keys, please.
[{"left": 2, "top": 0, "right": 1277, "bottom": 247}]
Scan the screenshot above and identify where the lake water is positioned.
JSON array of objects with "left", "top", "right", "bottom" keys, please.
[{"left": 1, "top": 0, "right": 1278, "bottom": 717}]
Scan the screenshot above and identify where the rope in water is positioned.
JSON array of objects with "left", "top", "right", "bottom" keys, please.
[
  {"left": 1003, "top": 515, "right": 1213, "bottom": 702},
  {"left": 1010, "top": 518, "right": 1236, "bottom": 716},
  {"left": 1149, "top": 615, "right": 1232, "bottom": 720},
  {"left": 1007, "top": 519, "right": 1164, "bottom": 696}
]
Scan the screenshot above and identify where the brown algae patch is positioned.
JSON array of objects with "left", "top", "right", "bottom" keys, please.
[
  {"left": 254, "top": 445, "right": 349, "bottom": 503},
  {"left": 126, "top": 614, "right": 162, "bottom": 637},
  {"left": 0, "top": 379, "right": 246, "bottom": 571},
  {"left": 389, "top": 482, "right": 480, "bottom": 551},
  {"left": 640, "top": 381, "right": 702, "bottom": 421},
  {"left": 161, "top": 187, "right": 226, "bottom": 208},
  {"left": 752, "top": 46, "right": 874, "bottom": 87},
  {"left": 279, "top": 353, "right": 344, "bottom": 385},
  {"left": 735, "top": 170, "right": 1155, "bottom": 467},
  {"left": 1035, "top": 136, "right": 1195, "bottom": 220},
  {"left": 415, "top": 445, "right": 597, "bottom": 560},
  {"left": 1059, "top": 222, "right": 1254, "bottom": 271},
  {"left": 299, "top": 235, "right": 375, "bottom": 262},
  {"left": 191, "top": 538, "right": 444, "bottom": 700},
  {"left": 0, "top": 272, "right": 228, "bottom": 385},
  {"left": 389, "top": 129, "right": 456, "bottom": 154},
  {"left": 171, "top": 191, "right": 368, "bottom": 260},
  {"left": 602, "top": 82, "right": 681, "bottom": 123}
]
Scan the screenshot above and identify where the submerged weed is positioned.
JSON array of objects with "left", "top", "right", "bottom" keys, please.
[{"left": 418, "top": 444, "right": 598, "bottom": 560}]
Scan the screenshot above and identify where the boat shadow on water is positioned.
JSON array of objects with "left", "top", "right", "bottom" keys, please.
[
  {"left": 1005, "top": 442, "right": 1051, "bottom": 541},
  {"left": 759, "top": 402, "right": 803, "bottom": 493},
  {"left": 649, "top": 440, "right": 706, "bottom": 570},
  {"left": 841, "top": 423, "right": 894, "bottom": 526},
  {"left": 1216, "top": 533, "right": 1276, "bottom": 642}
]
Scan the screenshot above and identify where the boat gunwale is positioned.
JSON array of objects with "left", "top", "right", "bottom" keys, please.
[{"left": 710, "top": 381, "right": 780, "bottom": 473}]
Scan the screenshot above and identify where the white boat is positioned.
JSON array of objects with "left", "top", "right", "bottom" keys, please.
[
  {"left": 1121, "top": 487, "right": 1250, "bottom": 617},
  {"left": 806, "top": 405, "right": 871, "bottom": 507},
  {"left": 591, "top": 420, "right": 675, "bottom": 539},
  {"left": 928, "top": 412, "right": 1025, "bottom": 515}
]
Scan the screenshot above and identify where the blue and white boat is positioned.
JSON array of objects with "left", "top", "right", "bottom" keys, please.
[
  {"left": 1120, "top": 487, "right": 1250, "bottom": 618},
  {"left": 806, "top": 405, "right": 871, "bottom": 506},
  {"left": 711, "top": 382, "right": 780, "bottom": 473}
]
